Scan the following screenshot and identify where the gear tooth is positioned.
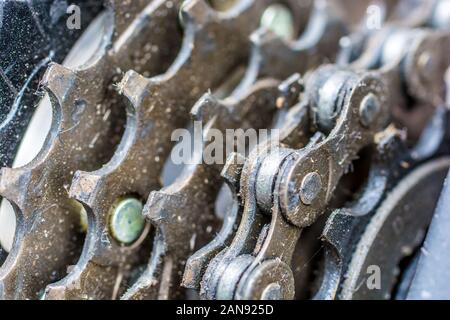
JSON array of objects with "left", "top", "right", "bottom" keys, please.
[
  {"left": 180, "top": 0, "right": 214, "bottom": 26},
  {"left": 190, "top": 93, "right": 220, "bottom": 122},
  {"left": 44, "top": 261, "right": 101, "bottom": 300},
  {"left": 249, "top": 28, "right": 265, "bottom": 44},
  {"left": 181, "top": 260, "right": 200, "bottom": 288},
  {"left": 118, "top": 70, "right": 148, "bottom": 111},
  {"left": 0, "top": 167, "right": 31, "bottom": 208},
  {"left": 41, "top": 63, "right": 77, "bottom": 103},
  {"left": 321, "top": 209, "right": 355, "bottom": 253},
  {"left": 251, "top": 27, "right": 278, "bottom": 45},
  {"left": 69, "top": 171, "right": 103, "bottom": 207},
  {"left": 221, "top": 152, "right": 245, "bottom": 190},
  {"left": 277, "top": 73, "right": 303, "bottom": 108},
  {"left": 182, "top": 251, "right": 209, "bottom": 289},
  {"left": 42, "top": 284, "right": 66, "bottom": 300},
  {"left": 144, "top": 191, "right": 177, "bottom": 224}
]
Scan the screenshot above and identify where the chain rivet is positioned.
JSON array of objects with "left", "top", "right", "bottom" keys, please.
[
  {"left": 359, "top": 93, "right": 380, "bottom": 127},
  {"left": 261, "top": 283, "right": 282, "bottom": 300},
  {"left": 299, "top": 172, "right": 322, "bottom": 205}
]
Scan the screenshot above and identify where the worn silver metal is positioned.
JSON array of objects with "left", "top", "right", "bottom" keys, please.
[
  {"left": 299, "top": 172, "right": 323, "bottom": 205},
  {"left": 359, "top": 93, "right": 381, "bottom": 127}
]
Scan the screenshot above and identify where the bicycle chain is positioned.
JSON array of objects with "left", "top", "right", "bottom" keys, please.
[
  {"left": 199, "top": 64, "right": 388, "bottom": 300},
  {"left": 124, "top": 0, "right": 350, "bottom": 300},
  {"left": 182, "top": 74, "right": 307, "bottom": 292},
  {"left": 192, "top": 0, "right": 450, "bottom": 300}
]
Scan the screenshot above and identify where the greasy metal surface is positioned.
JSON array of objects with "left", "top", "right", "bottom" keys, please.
[
  {"left": 126, "top": 79, "right": 280, "bottom": 299},
  {"left": 184, "top": 75, "right": 305, "bottom": 295},
  {"left": 177, "top": 78, "right": 306, "bottom": 295},
  {"left": 347, "top": 10, "right": 450, "bottom": 134},
  {"left": 0, "top": 0, "right": 449, "bottom": 301},
  {"left": 184, "top": 2, "right": 450, "bottom": 297},
  {"left": 180, "top": 1, "right": 361, "bottom": 293},
  {"left": 197, "top": 75, "right": 309, "bottom": 300},
  {"left": 173, "top": 1, "right": 348, "bottom": 294},
  {"left": 278, "top": 67, "right": 388, "bottom": 227},
  {"left": 313, "top": 130, "right": 408, "bottom": 300}
]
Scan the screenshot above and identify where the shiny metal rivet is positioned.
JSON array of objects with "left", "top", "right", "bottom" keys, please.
[
  {"left": 359, "top": 93, "right": 380, "bottom": 127},
  {"left": 109, "top": 197, "right": 145, "bottom": 245},
  {"left": 261, "top": 283, "right": 282, "bottom": 300},
  {"left": 260, "top": 4, "right": 295, "bottom": 41},
  {"left": 299, "top": 172, "right": 322, "bottom": 205}
]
